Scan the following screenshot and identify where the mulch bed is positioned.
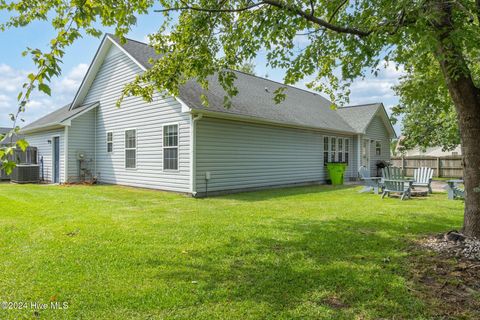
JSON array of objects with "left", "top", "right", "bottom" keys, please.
[{"left": 408, "top": 232, "right": 480, "bottom": 319}]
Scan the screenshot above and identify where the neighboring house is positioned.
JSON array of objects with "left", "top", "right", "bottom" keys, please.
[
  {"left": 0, "top": 127, "right": 23, "bottom": 146},
  {"left": 399, "top": 143, "right": 462, "bottom": 157},
  {"left": 1, "top": 127, "right": 28, "bottom": 180},
  {"left": 21, "top": 34, "right": 396, "bottom": 196}
]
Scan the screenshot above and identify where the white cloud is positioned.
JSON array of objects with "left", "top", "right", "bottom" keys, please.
[
  {"left": 0, "top": 63, "right": 88, "bottom": 126},
  {"left": 54, "top": 63, "right": 88, "bottom": 94}
]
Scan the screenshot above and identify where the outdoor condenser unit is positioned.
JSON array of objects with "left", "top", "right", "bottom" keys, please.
[{"left": 11, "top": 164, "right": 40, "bottom": 184}]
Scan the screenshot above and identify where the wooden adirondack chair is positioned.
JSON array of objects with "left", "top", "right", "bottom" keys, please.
[
  {"left": 381, "top": 166, "right": 404, "bottom": 180},
  {"left": 358, "top": 166, "right": 381, "bottom": 194},
  {"left": 412, "top": 167, "right": 434, "bottom": 193},
  {"left": 446, "top": 180, "right": 465, "bottom": 200},
  {"left": 382, "top": 179, "right": 412, "bottom": 200}
]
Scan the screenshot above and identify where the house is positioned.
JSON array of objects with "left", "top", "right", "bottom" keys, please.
[
  {"left": 395, "top": 137, "right": 462, "bottom": 157},
  {"left": 1, "top": 127, "right": 30, "bottom": 180},
  {"left": 21, "top": 34, "right": 396, "bottom": 196},
  {"left": 0, "top": 127, "right": 23, "bottom": 146}
]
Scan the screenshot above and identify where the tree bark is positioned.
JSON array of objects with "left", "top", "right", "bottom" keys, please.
[{"left": 433, "top": 0, "right": 480, "bottom": 237}]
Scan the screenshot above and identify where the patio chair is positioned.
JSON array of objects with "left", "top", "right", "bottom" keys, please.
[
  {"left": 381, "top": 166, "right": 404, "bottom": 180},
  {"left": 358, "top": 166, "right": 381, "bottom": 194},
  {"left": 412, "top": 167, "right": 434, "bottom": 193},
  {"left": 382, "top": 179, "right": 412, "bottom": 200},
  {"left": 446, "top": 180, "right": 465, "bottom": 200}
]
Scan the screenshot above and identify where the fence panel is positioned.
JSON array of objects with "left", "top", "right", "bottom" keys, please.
[{"left": 390, "top": 156, "right": 463, "bottom": 178}]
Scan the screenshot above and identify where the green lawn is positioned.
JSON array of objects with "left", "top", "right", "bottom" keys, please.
[{"left": 0, "top": 183, "right": 464, "bottom": 319}]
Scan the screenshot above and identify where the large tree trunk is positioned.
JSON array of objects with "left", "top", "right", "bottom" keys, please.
[
  {"left": 444, "top": 74, "right": 480, "bottom": 238},
  {"left": 434, "top": 0, "right": 480, "bottom": 237}
]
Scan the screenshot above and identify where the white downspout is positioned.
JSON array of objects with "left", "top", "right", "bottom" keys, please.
[
  {"left": 190, "top": 113, "right": 203, "bottom": 196},
  {"left": 64, "top": 126, "right": 69, "bottom": 183},
  {"left": 357, "top": 134, "right": 362, "bottom": 173},
  {"left": 94, "top": 107, "right": 97, "bottom": 177}
]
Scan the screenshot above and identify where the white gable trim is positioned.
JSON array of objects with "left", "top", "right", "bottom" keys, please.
[
  {"left": 70, "top": 35, "right": 191, "bottom": 112},
  {"left": 70, "top": 36, "right": 112, "bottom": 109},
  {"left": 61, "top": 102, "right": 100, "bottom": 126},
  {"left": 107, "top": 35, "right": 147, "bottom": 72}
]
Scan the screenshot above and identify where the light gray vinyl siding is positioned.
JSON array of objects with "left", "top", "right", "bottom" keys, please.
[
  {"left": 81, "top": 44, "right": 191, "bottom": 192},
  {"left": 351, "top": 135, "right": 359, "bottom": 179},
  {"left": 67, "top": 108, "right": 96, "bottom": 182},
  {"left": 195, "top": 117, "right": 355, "bottom": 193},
  {"left": 365, "top": 115, "right": 391, "bottom": 175},
  {"left": 24, "top": 128, "right": 65, "bottom": 182}
]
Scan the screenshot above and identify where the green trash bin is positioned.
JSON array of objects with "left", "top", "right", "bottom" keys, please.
[{"left": 326, "top": 163, "right": 348, "bottom": 185}]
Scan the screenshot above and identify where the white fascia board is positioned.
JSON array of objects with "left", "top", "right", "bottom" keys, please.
[
  {"left": 61, "top": 102, "right": 100, "bottom": 126},
  {"left": 70, "top": 36, "right": 112, "bottom": 109}
]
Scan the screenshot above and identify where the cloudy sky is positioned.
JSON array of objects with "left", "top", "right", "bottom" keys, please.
[{"left": 0, "top": 11, "right": 402, "bottom": 134}]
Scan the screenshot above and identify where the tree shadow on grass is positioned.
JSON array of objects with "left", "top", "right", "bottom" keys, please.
[
  {"left": 138, "top": 214, "right": 461, "bottom": 318},
  {"left": 216, "top": 184, "right": 359, "bottom": 202}
]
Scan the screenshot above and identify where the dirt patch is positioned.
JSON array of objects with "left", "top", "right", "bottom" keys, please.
[
  {"left": 322, "top": 296, "right": 349, "bottom": 309},
  {"left": 408, "top": 234, "right": 480, "bottom": 319}
]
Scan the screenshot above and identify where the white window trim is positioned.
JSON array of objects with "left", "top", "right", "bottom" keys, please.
[
  {"left": 124, "top": 128, "right": 137, "bottom": 170},
  {"left": 162, "top": 123, "right": 180, "bottom": 172},
  {"left": 344, "top": 138, "right": 350, "bottom": 163},
  {"left": 375, "top": 140, "right": 382, "bottom": 156},
  {"left": 106, "top": 131, "right": 113, "bottom": 154},
  {"left": 323, "top": 136, "right": 351, "bottom": 164}
]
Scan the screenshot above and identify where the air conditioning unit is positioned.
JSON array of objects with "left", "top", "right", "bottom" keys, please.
[{"left": 11, "top": 164, "right": 40, "bottom": 184}]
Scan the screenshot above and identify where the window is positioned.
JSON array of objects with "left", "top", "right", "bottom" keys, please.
[
  {"left": 345, "top": 139, "right": 350, "bottom": 163},
  {"left": 323, "top": 137, "right": 329, "bottom": 165},
  {"left": 125, "top": 129, "right": 136, "bottom": 168},
  {"left": 324, "top": 136, "right": 350, "bottom": 164},
  {"left": 375, "top": 141, "right": 382, "bottom": 156},
  {"left": 106, "top": 132, "right": 113, "bottom": 153},
  {"left": 338, "top": 138, "right": 343, "bottom": 162},
  {"left": 163, "top": 124, "right": 178, "bottom": 170},
  {"left": 330, "top": 137, "right": 336, "bottom": 162}
]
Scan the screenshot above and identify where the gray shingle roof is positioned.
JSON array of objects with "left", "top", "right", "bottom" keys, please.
[
  {"left": 24, "top": 34, "right": 390, "bottom": 135},
  {"left": 180, "top": 72, "right": 357, "bottom": 133},
  {"left": 21, "top": 102, "right": 98, "bottom": 133},
  {"left": 337, "top": 103, "right": 382, "bottom": 133},
  {"left": 0, "top": 127, "right": 24, "bottom": 145},
  {"left": 109, "top": 35, "right": 358, "bottom": 133}
]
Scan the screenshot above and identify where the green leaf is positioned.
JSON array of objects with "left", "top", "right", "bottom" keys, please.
[
  {"left": 16, "top": 139, "right": 29, "bottom": 152},
  {"left": 38, "top": 83, "right": 51, "bottom": 96}
]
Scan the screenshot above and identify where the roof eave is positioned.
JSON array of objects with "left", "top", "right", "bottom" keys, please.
[
  {"left": 20, "top": 123, "right": 65, "bottom": 134},
  {"left": 191, "top": 108, "right": 357, "bottom": 136}
]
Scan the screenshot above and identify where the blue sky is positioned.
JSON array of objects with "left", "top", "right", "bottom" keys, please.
[{"left": 0, "top": 12, "right": 402, "bottom": 134}]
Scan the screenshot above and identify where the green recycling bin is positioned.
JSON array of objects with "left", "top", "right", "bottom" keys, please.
[{"left": 326, "top": 163, "right": 348, "bottom": 185}]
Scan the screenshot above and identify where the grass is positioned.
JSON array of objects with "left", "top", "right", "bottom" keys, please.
[{"left": 0, "top": 183, "right": 464, "bottom": 319}]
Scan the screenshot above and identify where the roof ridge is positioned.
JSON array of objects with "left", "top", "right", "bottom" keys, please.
[
  {"left": 340, "top": 103, "right": 382, "bottom": 109},
  {"left": 230, "top": 70, "right": 331, "bottom": 102},
  {"left": 108, "top": 33, "right": 151, "bottom": 47}
]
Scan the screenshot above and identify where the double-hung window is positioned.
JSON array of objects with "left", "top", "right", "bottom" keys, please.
[
  {"left": 344, "top": 139, "right": 350, "bottom": 163},
  {"left": 330, "top": 137, "right": 336, "bottom": 162},
  {"left": 375, "top": 141, "right": 382, "bottom": 156},
  {"left": 163, "top": 124, "right": 179, "bottom": 170},
  {"left": 324, "top": 136, "right": 350, "bottom": 164},
  {"left": 125, "top": 129, "right": 136, "bottom": 168},
  {"left": 338, "top": 138, "right": 343, "bottom": 162},
  {"left": 323, "top": 137, "right": 329, "bottom": 165},
  {"left": 107, "top": 132, "right": 113, "bottom": 153}
]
